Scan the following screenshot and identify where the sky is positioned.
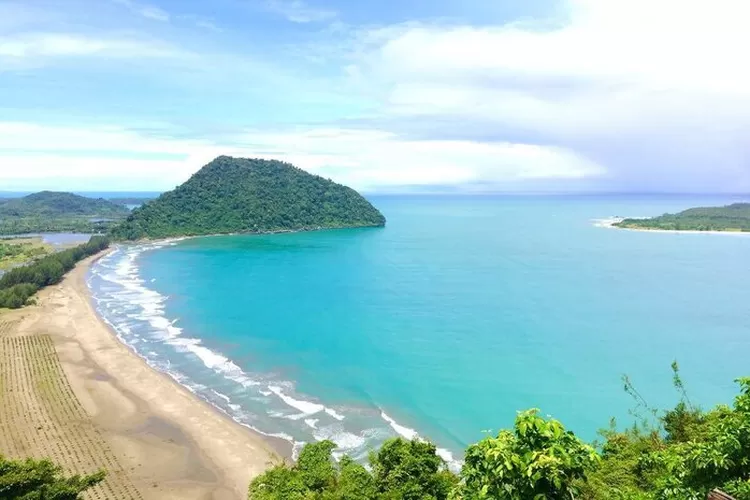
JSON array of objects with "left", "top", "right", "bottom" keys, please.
[{"left": 1, "top": 0, "right": 749, "bottom": 193}]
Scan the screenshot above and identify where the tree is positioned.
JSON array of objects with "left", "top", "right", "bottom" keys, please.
[
  {"left": 371, "top": 438, "right": 456, "bottom": 500},
  {"left": 458, "top": 409, "right": 600, "bottom": 500},
  {"left": 0, "top": 455, "right": 104, "bottom": 499},
  {"left": 645, "top": 378, "right": 750, "bottom": 500}
]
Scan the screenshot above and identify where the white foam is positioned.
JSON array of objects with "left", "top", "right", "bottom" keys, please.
[
  {"left": 268, "top": 385, "right": 346, "bottom": 422},
  {"left": 168, "top": 337, "right": 259, "bottom": 387},
  {"left": 313, "top": 427, "right": 366, "bottom": 450},
  {"left": 325, "top": 408, "right": 346, "bottom": 421},
  {"left": 380, "top": 411, "right": 463, "bottom": 472},
  {"left": 291, "top": 440, "right": 306, "bottom": 460},
  {"left": 212, "top": 389, "right": 231, "bottom": 403},
  {"left": 304, "top": 418, "right": 319, "bottom": 429},
  {"left": 269, "top": 385, "right": 325, "bottom": 415},
  {"left": 381, "top": 411, "right": 419, "bottom": 440}
]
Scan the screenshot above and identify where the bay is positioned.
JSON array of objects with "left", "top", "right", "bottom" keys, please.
[{"left": 88, "top": 194, "right": 750, "bottom": 464}]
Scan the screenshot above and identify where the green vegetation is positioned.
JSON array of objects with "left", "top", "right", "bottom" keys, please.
[
  {"left": 0, "top": 455, "right": 104, "bottom": 499},
  {"left": 249, "top": 437, "right": 456, "bottom": 500},
  {"left": 0, "top": 192, "right": 130, "bottom": 235},
  {"left": 0, "top": 236, "right": 109, "bottom": 308},
  {"left": 0, "top": 239, "right": 51, "bottom": 270},
  {"left": 250, "top": 368, "right": 750, "bottom": 500},
  {"left": 616, "top": 203, "right": 750, "bottom": 232},
  {"left": 110, "top": 156, "right": 386, "bottom": 240}
]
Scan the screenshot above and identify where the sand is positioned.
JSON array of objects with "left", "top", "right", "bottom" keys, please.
[{"left": 0, "top": 252, "right": 284, "bottom": 499}]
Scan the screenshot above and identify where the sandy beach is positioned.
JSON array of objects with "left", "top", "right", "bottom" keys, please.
[{"left": 1, "top": 252, "right": 283, "bottom": 499}]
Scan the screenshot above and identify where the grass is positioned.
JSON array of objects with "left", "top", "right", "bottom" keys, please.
[
  {"left": 0, "top": 237, "right": 53, "bottom": 270},
  {"left": 0, "top": 332, "right": 143, "bottom": 500}
]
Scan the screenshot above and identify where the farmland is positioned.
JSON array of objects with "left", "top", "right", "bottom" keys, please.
[{"left": 0, "top": 325, "right": 142, "bottom": 499}]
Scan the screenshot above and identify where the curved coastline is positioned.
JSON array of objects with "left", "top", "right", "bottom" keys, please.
[
  {"left": 91, "top": 238, "right": 463, "bottom": 473},
  {"left": 11, "top": 250, "right": 285, "bottom": 498}
]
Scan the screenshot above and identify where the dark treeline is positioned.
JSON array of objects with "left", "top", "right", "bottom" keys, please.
[
  {"left": 616, "top": 203, "right": 750, "bottom": 232},
  {"left": 0, "top": 236, "right": 110, "bottom": 308}
]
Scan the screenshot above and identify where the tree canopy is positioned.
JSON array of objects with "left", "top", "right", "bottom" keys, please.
[
  {"left": 616, "top": 203, "right": 750, "bottom": 232},
  {"left": 109, "top": 156, "right": 386, "bottom": 240},
  {"left": 0, "top": 455, "right": 104, "bottom": 499},
  {"left": 0, "top": 192, "right": 130, "bottom": 235}
]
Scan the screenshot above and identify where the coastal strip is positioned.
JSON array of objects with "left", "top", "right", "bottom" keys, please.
[
  {"left": 593, "top": 217, "right": 750, "bottom": 236},
  {"left": 0, "top": 252, "right": 284, "bottom": 500}
]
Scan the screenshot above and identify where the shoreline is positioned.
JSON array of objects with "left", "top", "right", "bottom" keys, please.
[
  {"left": 594, "top": 217, "right": 750, "bottom": 236},
  {"left": 3, "top": 251, "right": 285, "bottom": 499}
]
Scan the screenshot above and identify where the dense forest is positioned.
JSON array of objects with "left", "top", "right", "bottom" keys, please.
[
  {"left": 110, "top": 156, "right": 386, "bottom": 240},
  {"left": 0, "top": 192, "right": 130, "bottom": 235},
  {"left": 616, "top": 203, "right": 750, "bottom": 232},
  {"left": 250, "top": 367, "right": 750, "bottom": 500},
  {"left": 0, "top": 236, "right": 109, "bottom": 308}
]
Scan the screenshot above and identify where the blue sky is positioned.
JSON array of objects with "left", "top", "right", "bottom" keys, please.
[{"left": 1, "top": 0, "right": 749, "bottom": 193}]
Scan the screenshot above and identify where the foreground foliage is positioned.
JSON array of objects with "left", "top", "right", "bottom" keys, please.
[
  {"left": 250, "top": 372, "right": 750, "bottom": 500},
  {"left": 0, "top": 192, "right": 130, "bottom": 236},
  {"left": 0, "top": 455, "right": 104, "bottom": 499},
  {"left": 249, "top": 438, "right": 455, "bottom": 500},
  {"left": 0, "top": 236, "right": 109, "bottom": 308},
  {"left": 110, "top": 156, "right": 386, "bottom": 240},
  {"left": 616, "top": 203, "right": 750, "bottom": 232}
]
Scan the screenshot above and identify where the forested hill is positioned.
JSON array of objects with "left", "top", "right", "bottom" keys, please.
[
  {"left": 0, "top": 192, "right": 131, "bottom": 235},
  {"left": 110, "top": 156, "right": 386, "bottom": 240},
  {"left": 0, "top": 191, "right": 129, "bottom": 218},
  {"left": 615, "top": 202, "right": 750, "bottom": 231}
]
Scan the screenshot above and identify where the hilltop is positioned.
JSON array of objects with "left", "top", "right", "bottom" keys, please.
[
  {"left": 615, "top": 202, "right": 750, "bottom": 232},
  {"left": 0, "top": 191, "right": 131, "bottom": 235},
  {"left": 0, "top": 191, "right": 129, "bottom": 218},
  {"left": 111, "top": 156, "right": 386, "bottom": 240}
]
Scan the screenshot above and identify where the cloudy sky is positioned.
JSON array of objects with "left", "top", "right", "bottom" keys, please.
[{"left": 1, "top": 0, "right": 748, "bottom": 193}]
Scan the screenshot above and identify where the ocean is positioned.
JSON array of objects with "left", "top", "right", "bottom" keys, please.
[{"left": 87, "top": 194, "right": 750, "bottom": 467}]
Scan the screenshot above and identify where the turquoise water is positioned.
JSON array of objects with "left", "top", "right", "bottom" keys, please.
[{"left": 89, "top": 195, "right": 750, "bottom": 465}]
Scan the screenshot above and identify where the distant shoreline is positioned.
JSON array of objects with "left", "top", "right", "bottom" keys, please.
[{"left": 594, "top": 217, "right": 750, "bottom": 236}]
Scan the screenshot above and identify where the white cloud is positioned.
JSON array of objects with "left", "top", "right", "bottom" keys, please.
[
  {"left": 0, "top": 33, "right": 187, "bottom": 62},
  {"left": 353, "top": 0, "right": 750, "bottom": 132},
  {"left": 113, "top": 0, "right": 170, "bottom": 22},
  {"left": 0, "top": 122, "right": 604, "bottom": 191},
  {"left": 265, "top": 0, "right": 337, "bottom": 23},
  {"left": 336, "top": 0, "right": 750, "bottom": 190}
]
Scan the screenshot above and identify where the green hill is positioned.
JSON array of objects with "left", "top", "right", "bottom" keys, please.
[
  {"left": 0, "top": 192, "right": 131, "bottom": 235},
  {"left": 110, "top": 156, "right": 386, "bottom": 240},
  {"left": 615, "top": 202, "right": 750, "bottom": 232},
  {"left": 0, "top": 191, "right": 130, "bottom": 218}
]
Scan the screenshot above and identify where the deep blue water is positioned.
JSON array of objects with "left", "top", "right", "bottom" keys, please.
[{"left": 88, "top": 195, "right": 750, "bottom": 465}]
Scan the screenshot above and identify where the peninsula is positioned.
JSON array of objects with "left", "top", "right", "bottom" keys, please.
[
  {"left": 110, "top": 156, "right": 386, "bottom": 240},
  {"left": 614, "top": 202, "right": 750, "bottom": 232}
]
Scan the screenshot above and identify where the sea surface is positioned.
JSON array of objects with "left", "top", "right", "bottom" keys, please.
[{"left": 88, "top": 194, "right": 750, "bottom": 467}]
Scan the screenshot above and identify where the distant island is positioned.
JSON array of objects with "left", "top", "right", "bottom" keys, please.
[
  {"left": 0, "top": 191, "right": 131, "bottom": 235},
  {"left": 110, "top": 156, "right": 386, "bottom": 240},
  {"left": 613, "top": 202, "right": 750, "bottom": 232}
]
